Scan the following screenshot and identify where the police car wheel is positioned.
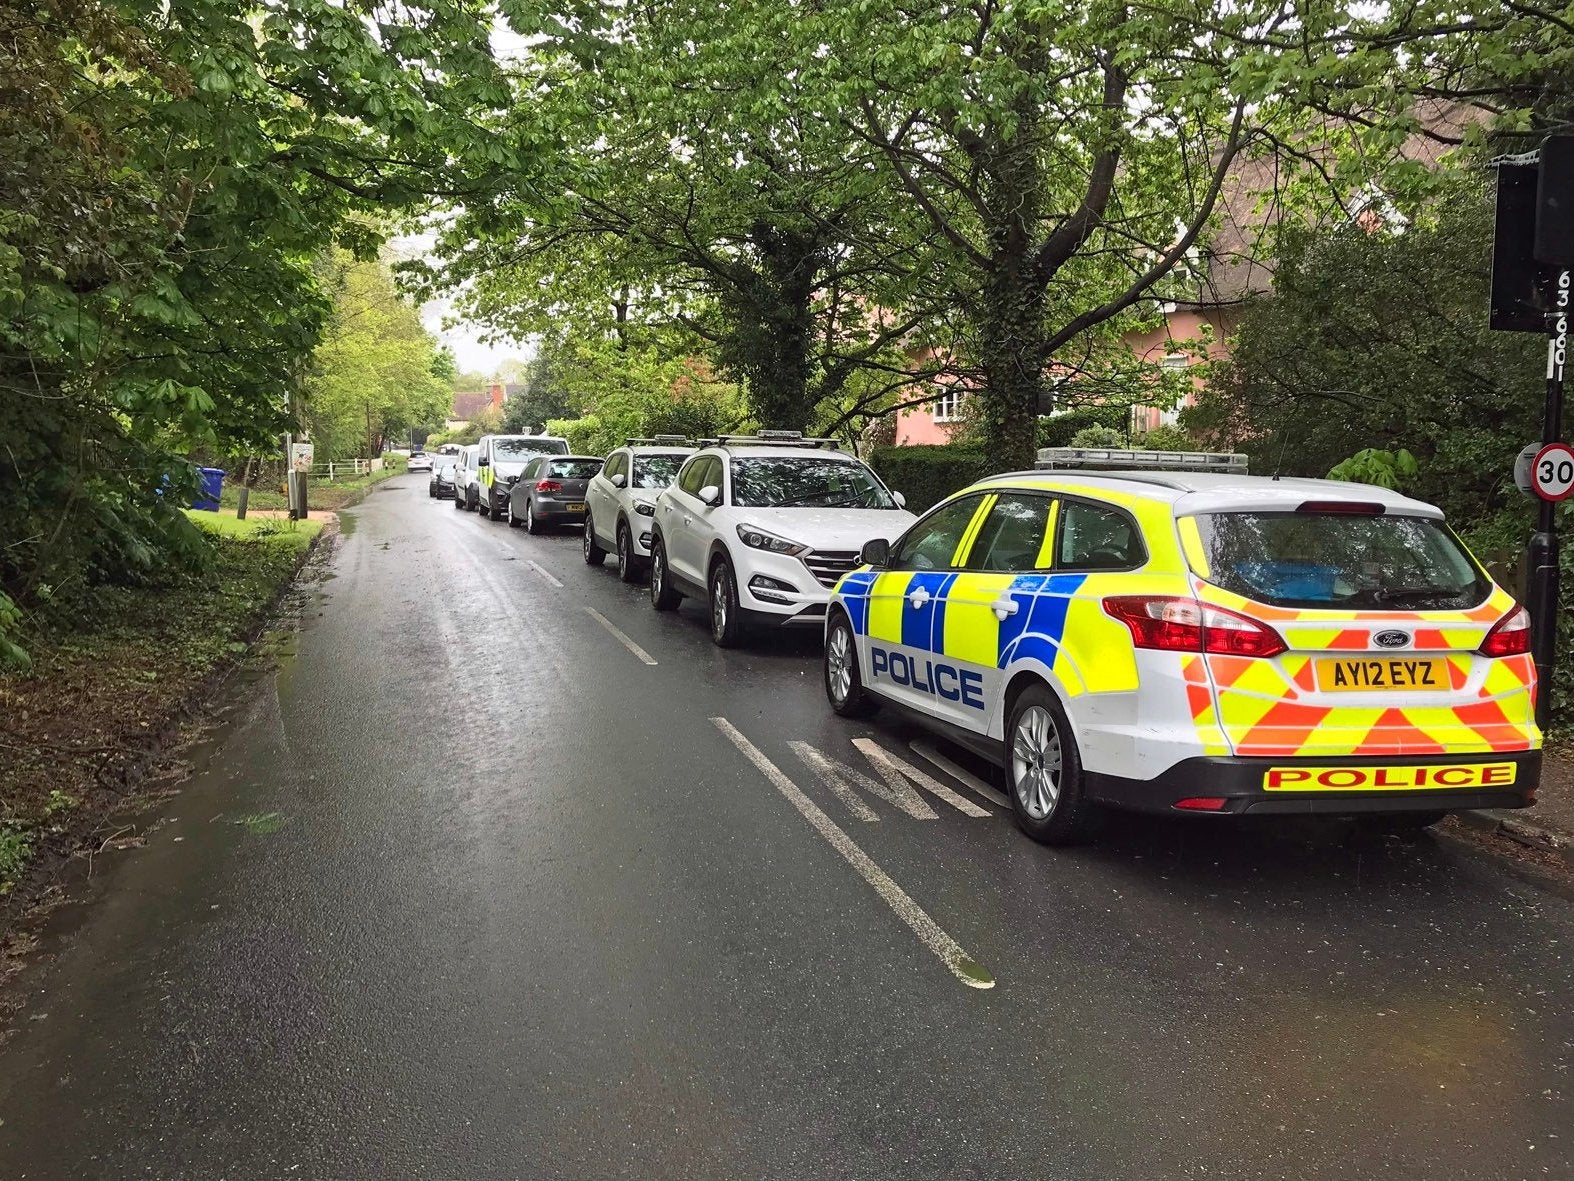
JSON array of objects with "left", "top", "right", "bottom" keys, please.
[
  {"left": 1006, "top": 685, "right": 1100, "bottom": 846},
  {"left": 583, "top": 516, "right": 607, "bottom": 565},
  {"left": 824, "top": 612, "right": 875, "bottom": 717},
  {"left": 709, "top": 558, "right": 744, "bottom": 648},
  {"left": 650, "top": 538, "right": 682, "bottom": 611}
]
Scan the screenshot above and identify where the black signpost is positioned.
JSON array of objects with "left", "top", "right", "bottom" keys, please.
[{"left": 1492, "top": 135, "right": 1574, "bottom": 728}]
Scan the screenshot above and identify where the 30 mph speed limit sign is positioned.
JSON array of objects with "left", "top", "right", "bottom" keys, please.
[{"left": 1531, "top": 442, "right": 1574, "bottom": 501}]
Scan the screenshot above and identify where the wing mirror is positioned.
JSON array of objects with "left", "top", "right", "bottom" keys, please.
[
  {"left": 891, "top": 490, "right": 907, "bottom": 509},
  {"left": 860, "top": 538, "right": 890, "bottom": 568},
  {"left": 698, "top": 484, "right": 722, "bottom": 507},
  {"left": 477, "top": 456, "right": 490, "bottom": 468},
  {"left": 611, "top": 472, "right": 627, "bottom": 489}
]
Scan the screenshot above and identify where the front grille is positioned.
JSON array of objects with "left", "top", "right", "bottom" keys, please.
[{"left": 802, "top": 550, "right": 861, "bottom": 589}]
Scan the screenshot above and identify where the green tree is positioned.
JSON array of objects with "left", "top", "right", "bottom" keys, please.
[
  {"left": 303, "top": 255, "right": 451, "bottom": 461},
  {"left": 1, "top": 0, "right": 507, "bottom": 650},
  {"left": 414, "top": 0, "right": 956, "bottom": 435},
  {"left": 1185, "top": 174, "right": 1544, "bottom": 525}
]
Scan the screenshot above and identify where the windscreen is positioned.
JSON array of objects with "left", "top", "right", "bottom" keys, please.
[
  {"left": 729, "top": 457, "right": 896, "bottom": 510},
  {"left": 1192, "top": 511, "right": 1491, "bottom": 611},
  {"left": 545, "top": 459, "right": 602, "bottom": 479},
  {"left": 495, "top": 437, "right": 568, "bottom": 459},
  {"left": 633, "top": 454, "right": 685, "bottom": 489}
]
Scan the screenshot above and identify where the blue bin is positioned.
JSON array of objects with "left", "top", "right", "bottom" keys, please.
[{"left": 193, "top": 466, "right": 224, "bottom": 511}]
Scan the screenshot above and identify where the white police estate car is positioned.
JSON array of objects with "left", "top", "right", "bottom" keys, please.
[
  {"left": 647, "top": 433, "right": 915, "bottom": 646},
  {"left": 823, "top": 453, "right": 1540, "bottom": 845}
]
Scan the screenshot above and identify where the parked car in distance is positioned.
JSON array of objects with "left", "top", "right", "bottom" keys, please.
[
  {"left": 408, "top": 452, "right": 434, "bottom": 473},
  {"left": 509, "top": 455, "right": 604, "bottom": 533},
  {"left": 648, "top": 432, "right": 914, "bottom": 647},
  {"left": 428, "top": 455, "right": 458, "bottom": 498},
  {"left": 453, "top": 445, "right": 480, "bottom": 511},
  {"left": 437, "top": 443, "right": 462, "bottom": 456},
  {"left": 476, "top": 434, "right": 572, "bottom": 521},
  {"left": 584, "top": 437, "right": 696, "bottom": 581}
]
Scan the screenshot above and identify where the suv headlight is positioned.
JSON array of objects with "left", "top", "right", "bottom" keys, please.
[
  {"left": 634, "top": 500, "right": 656, "bottom": 517},
  {"left": 737, "top": 524, "right": 807, "bottom": 556}
]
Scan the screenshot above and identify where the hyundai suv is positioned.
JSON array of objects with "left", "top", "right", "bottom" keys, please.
[
  {"left": 647, "top": 433, "right": 914, "bottom": 646},
  {"left": 584, "top": 437, "right": 696, "bottom": 582}
]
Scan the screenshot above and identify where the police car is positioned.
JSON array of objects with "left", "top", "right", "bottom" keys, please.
[{"left": 823, "top": 451, "right": 1541, "bottom": 844}]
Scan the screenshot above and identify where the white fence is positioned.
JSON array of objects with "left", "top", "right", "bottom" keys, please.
[{"left": 309, "top": 458, "right": 385, "bottom": 481}]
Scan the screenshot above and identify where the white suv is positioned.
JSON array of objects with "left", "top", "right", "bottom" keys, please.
[
  {"left": 647, "top": 433, "right": 915, "bottom": 646},
  {"left": 583, "top": 437, "right": 695, "bottom": 582}
]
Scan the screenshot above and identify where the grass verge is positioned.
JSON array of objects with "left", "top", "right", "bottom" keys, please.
[
  {"left": 0, "top": 520, "right": 324, "bottom": 899},
  {"left": 220, "top": 457, "right": 405, "bottom": 512}
]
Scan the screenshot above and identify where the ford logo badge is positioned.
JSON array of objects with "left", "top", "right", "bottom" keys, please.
[{"left": 1373, "top": 630, "right": 1410, "bottom": 649}]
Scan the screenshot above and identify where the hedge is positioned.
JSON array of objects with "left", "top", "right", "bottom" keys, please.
[
  {"left": 870, "top": 445, "right": 998, "bottom": 513},
  {"left": 1037, "top": 404, "right": 1130, "bottom": 447}
]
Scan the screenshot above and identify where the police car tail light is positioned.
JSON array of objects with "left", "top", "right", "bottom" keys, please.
[
  {"left": 1102, "top": 596, "right": 1287, "bottom": 658},
  {"left": 536, "top": 479, "right": 563, "bottom": 493},
  {"left": 1480, "top": 606, "right": 1532, "bottom": 658}
]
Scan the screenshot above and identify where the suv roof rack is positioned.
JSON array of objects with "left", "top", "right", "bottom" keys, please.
[
  {"left": 700, "top": 431, "right": 841, "bottom": 450},
  {"left": 625, "top": 435, "right": 693, "bottom": 447},
  {"left": 1034, "top": 447, "right": 1248, "bottom": 475}
]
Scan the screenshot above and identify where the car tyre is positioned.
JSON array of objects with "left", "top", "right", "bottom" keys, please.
[
  {"left": 525, "top": 499, "right": 545, "bottom": 535},
  {"left": 1006, "top": 684, "right": 1101, "bottom": 846},
  {"left": 507, "top": 498, "right": 522, "bottom": 528},
  {"left": 708, "top": 557, "right": 745, "bottom": 648},
  {"left": 584, "top": 516, "right": 607, "bottom": 565},
  {"left": 649, "top": 537, "right": 681, "bottom": 611},
  {"left": 617, "top": 523, "right": 639, "bottom": 584},
  {"left": 824, "top": 611, "right": 876, "bottom": 718},
  {"left": 453, "top": 487, "right": 466, "bottom": 510},
  {"left": 487, "top": 490, "right": 504, "bottom": 521}
]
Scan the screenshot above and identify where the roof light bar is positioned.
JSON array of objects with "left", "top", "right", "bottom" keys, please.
[{"left": 1035, "top": 447, "right": 1248, "bottom": 474}]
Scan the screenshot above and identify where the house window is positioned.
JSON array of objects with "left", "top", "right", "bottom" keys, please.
[
  {"left": 1160, "top": 354, "right": 1189, "bottom": 374},
  {"left": 931, "top": 386, "right": 965, "bottom": 423}
]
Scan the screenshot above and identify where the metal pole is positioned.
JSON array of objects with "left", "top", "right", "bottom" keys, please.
[{"left": 1528, "top": 267, "right": 1569, "bottom": 729}]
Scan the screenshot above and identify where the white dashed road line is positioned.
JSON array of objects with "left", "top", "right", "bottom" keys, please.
[
  {"left": 527, "top": 560, "right": 564, "bottom": 588},
  {"left": 585, "top": 607, "right": 658, "bottom": 666},
  {"left": 712, "top": 717, "right": 995, "bottom": 991}
]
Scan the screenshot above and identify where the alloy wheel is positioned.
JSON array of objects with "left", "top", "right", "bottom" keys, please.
[
  {"left": 1012, "top": 705, "right": 1063, "bottom": 821},
  {"left": 827, "top": 624, "right": 853, "bottom": 704}
]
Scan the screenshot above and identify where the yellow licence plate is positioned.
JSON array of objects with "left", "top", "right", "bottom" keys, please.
[
  {"left": 566, "top": 503, "right": 585, "bottom": 513},
  {"left": 1314, "top": 657, "right": 1448, "bottom": 693}
]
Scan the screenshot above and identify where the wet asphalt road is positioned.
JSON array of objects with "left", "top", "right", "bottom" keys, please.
[{"left": 2, "top": 477, "right": 1572, "bottom": 1180}]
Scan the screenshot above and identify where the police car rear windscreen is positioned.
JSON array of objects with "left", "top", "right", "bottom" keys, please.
[{"left": 1191, "top": 512, "right": 1490, "bottom": 611}]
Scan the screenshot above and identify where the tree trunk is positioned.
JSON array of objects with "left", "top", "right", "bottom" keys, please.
[
  {"left": 976, "top": 103, "right": 1046, "bottom": 472},
  {"left": 727, "top": 223, "right": 820, "bottom": 431}
]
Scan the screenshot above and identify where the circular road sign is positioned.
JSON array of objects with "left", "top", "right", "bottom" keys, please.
[{"left": 1530, "top": 442, "right": 1574, "bottom": 502}]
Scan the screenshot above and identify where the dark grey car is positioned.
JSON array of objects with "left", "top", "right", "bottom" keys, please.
[{"left": 508, "top": 455, "right": 604, "bottom": 534}]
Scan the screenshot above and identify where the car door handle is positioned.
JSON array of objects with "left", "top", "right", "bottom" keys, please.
[
  {"left": 991, "top": 597, "right": 1019, "bottom": 620},
  {"left": 906, "top": 586, "right": 932, "bottom": 609},
  {"left": 684, "top": 515, "right": 693, "bottom": 526}
]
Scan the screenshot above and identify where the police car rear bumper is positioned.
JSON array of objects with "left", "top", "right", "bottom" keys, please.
[{"left": 1085, "top": 750, "right": 1541, "bottom": 816}]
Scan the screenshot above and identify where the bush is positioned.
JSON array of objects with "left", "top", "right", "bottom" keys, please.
[
  {"left": 869, "top": 444, "right": 998, "bottom": 513},
  {"left": 1037, "top": 404, "right": 1130, "bottom": 448},
  {"left": 1134, "top": 424, "right": 1195, "bottom": 452},
  {"left": 1068, "top": 425, "right": 1126, "bottom": 448}
]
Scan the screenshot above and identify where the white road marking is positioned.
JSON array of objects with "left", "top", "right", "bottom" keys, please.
[
  {"left": 788, "top": 742, "right": 881, "bottom": 822},
  {"left": 909, "top": 741, "right": 1012, "bottom": 810},
  {"left": 526, "top": 560, "right": 563, "bottom": 588},
  {"left": 713, "top": 718, "right": 995, "bottom": 990},
  {"left": 853, "top": 739, "right": 991, "bottom": 818},
  {"left": 585, "top": 607, "right": 658, "bottom": 666}
]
